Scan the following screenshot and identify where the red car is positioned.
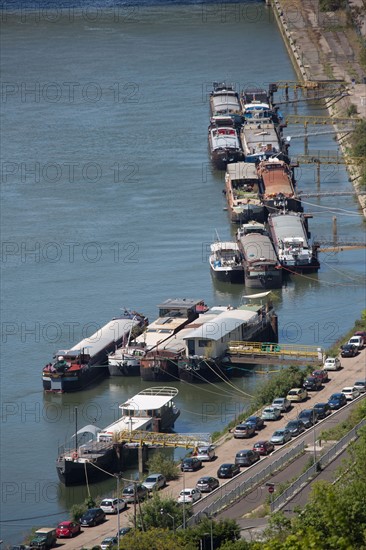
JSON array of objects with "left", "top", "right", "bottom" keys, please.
[
  {"left": 252, "top": 440, "right": 275, "bottom": 456},
  {"left": 312, "top": 369, "right": 329, "bottom": 383},
  {"left": 56, "top": 521, "right": 81, "bottom": 538}
]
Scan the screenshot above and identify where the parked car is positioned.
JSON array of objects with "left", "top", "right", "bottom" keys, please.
[
  {"left": 261, "top": 406, "right": 281, "bottom": 421},
  {"left": 100, "top": 498, "right": 127, "bottom": 514},
  {"left": 341, "top": 344, "right": 357, "bottom": 358},
  {"left": 354, "top": 380, "right": 366, "bottom": 393},
  {"left": 196, "top": 476, "right": 220, "bottom": 493},
  {"left": 100, "top": 536, "right": 118, "bottom": 550},
  {"left": 285, "top": 419, "right": 306, "bottom": 436},
  {"left": 297, "top": 409, "right": 318, "bottom": 428},
  {"left": 116, "top": 527, "right": 132, "bottom": 538},
  {"left": 217, "top": 463, "right": 240, "bottom": 478},
  {"left": 313, "top": 402, "right": 331, "bottom": 419},
  {"left": 29, "top": 528, "right": 57, "bottom": 549},
  {"left": 56, "top": 521, "right": 81, "bottom": 538},
  {"left": 270, "top": 428, "right": 292, "bottom": 445},
  {"left": 252, "top": 440, "right": 275, "bottom": 455},
  {"left": 286, "top": 388, "right": 308, "bottom": 402},
  {"left": 303, "top": 376, "right": 322, "bottom": 391},
  {"left": 122, "top": 483, "right": 148, "bottom": 503},
  {"left": 347, "top": 335, "right": 364, "bottom": 350},
  {"left": 177, "top": 488, "right": 201, "bottom": 504},
  {"left": 312, "top": 369, "right": 329, "bottom": 383},
  {"left": 235, "top": 449, "right": 260, "bottom": 467},
  {"left": 328, "top": 392, "right": 347, "bottom": 409},
  {"left": 271, "top": 397, "right": 291, "bottom": 412},
  {"left": 244, "top": 415, "right": 265, "bottom": 430},
  {"left": 142, "top": 473, "right": 167, "bottom": 491},
  {"left": 233, "top": 423, "right": 256, "bottom": 438},
  {"left": 195, "top": 445, "right": 216, "bottom": 462},
  {"left": 341, "top": 386, "right": 361, "bottom": 400},
  {"left": 79, "top": 508, "right": 105, "bottom": 527},
  {"left": 323, "top": 357, "right": 341, "bottom": 370},
  {"left": 181, "top": 457, "right": 202, "bottom": 472}
]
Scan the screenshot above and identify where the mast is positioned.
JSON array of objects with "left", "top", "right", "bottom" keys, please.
[{"left": 75, "top": 406, "right": 78, "bottom": 453}]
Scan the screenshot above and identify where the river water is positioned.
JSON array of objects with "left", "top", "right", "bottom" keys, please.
[{"left": 1, "top": 1, "right": 365, "bottom": 544}]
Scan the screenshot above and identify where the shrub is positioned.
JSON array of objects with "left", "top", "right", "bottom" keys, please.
[{"left": 146, "top": 451, "right": 180, "bottom": 481}]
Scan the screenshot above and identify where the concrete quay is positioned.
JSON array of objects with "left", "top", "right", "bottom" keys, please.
[{"left": 271, "top": 0, "right": 366, "bottom": 216}]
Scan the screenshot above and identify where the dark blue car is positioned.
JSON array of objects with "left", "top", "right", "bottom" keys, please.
[
  {"left": 328, "top": 393, "right": 347, "bottom": 410},
  {"left": 244, "top": 415, "right": 265, "bottom": 430}
]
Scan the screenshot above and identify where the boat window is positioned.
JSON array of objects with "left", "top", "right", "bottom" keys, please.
[{"left": 198, "top": 339, "right": 210, "bottom": 348}]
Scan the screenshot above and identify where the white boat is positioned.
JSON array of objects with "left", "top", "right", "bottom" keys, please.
[
  {"left": 56, "top": 387, "right": 180, "bottom": 485},
  {"left": 209, "top": 241, "right": 244, "bottom": 284}
]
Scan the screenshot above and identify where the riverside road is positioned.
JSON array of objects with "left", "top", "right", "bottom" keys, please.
[{"left": 56, "top": 347, "right": 365, "bottom": 549}]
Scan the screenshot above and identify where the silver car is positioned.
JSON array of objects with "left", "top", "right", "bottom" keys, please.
[
  {"left": 195, "top": 445, "right": 216, "bottom": 461},
  {"left": 142, "top": 473, "right": 166, "bottom": 491}
]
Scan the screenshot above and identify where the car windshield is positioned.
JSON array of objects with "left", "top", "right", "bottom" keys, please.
[
  {"left": 123, "top": 487, "right": 134, "bottom": 494},
  {"left": 198, "top": 447, "right": 208, "bottom": 452},
  {"left": 145, "top": 477, "right": 157, "bottom": 482},
  {"left": 273, "top": 399, "right": 283, "bottom": 404}
]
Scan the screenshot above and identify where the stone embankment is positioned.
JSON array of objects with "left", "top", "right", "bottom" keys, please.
[{"left": 271, "top": 0, "right": 366, "bottom": 216}]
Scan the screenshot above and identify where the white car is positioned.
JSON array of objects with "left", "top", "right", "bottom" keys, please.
[
  {"left": 348, "top": 335, "right": 364, "bottom": 350},
  {"left": 177, "top": 488, "right": 202, "bottom": 504},
  {"left": 341, "top": 386, "right": 361, "bottom": 400},
  {"left": 142, "top": 473, "right": 166, "bottom": 491},
  {"left": 99, "top": 498, "right": 127, "bottom": 514},
  {"left": 323, "top": 357, "right": 341, "bottom": 371},
  {"left": 271, "top": 397, "right": 291, "bottom": 412},
  {"left": 195, "top": 445, "right": 216, "bottom": 462}
]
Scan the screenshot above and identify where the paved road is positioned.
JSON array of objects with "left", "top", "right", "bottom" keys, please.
[{"left": 56, "top": 347, "right": 365, "bottom": 549}]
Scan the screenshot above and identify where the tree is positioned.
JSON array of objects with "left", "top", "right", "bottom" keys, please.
[
  {"left": 118, "top": 528, "right": 194, "bottom": 550},
  {"left": 146, "top": 451, "right": 180, "bottom": 481},
  {"left": 133, "top": 493, "right": 191, "bottom": 532}
]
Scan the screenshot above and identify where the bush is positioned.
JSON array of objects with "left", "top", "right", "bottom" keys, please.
[
  {"left": 347, "top": 104, "right": 358, "bottom": 117},
  {"left": 70, "top": 503, "right": 87, "bottom": 522},
  {"left": 319, "top": 0, "right": 345, "bottom": 11},
  {"left": 146, "top": 451, "right": 180, "bottom": 481}
]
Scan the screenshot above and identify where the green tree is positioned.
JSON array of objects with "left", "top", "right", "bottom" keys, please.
[
  {"left": 118, "top": 528, "right": 194, "bottom": 550},
  {"left": 133, "top": 493, "right": 190, "bottom": 531},
  {"left": 146, "top": 451, "right": 180, "bottom": 481}
]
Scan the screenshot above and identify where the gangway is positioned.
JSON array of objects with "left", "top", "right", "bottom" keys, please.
[
  {"left": 113, "top": 430, "right": 211, "bottom": 448},
  {"left": 228, "top": 341, "right": 323, "bottom": 366}
]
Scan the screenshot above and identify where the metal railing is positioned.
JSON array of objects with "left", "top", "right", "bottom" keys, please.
[
  {"left": 187, "top": 441, "right": 305, "bottom": 526},
  {"left": 270, "top": 417, "right": 366, "bottom": 512}
]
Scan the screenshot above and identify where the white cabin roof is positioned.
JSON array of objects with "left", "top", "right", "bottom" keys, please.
[
  {"left": 119, "top": 387, "right": 179, "bottom": 412},
  {"left": 68, "top": 317, "right": 140, "bottom": 357},
  {"left": 226, "top": 162, "right": 258, "bottom": 181},
  {"left": 210, "top": 242, "right": 240, "bottom": 253},
  {"left": 183, "top": 308, "right": 258, "bottom": 342}
]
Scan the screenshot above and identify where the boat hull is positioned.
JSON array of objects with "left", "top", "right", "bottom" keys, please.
[
  {"left": 230, "top": 205, "right": 267, "bottom": 225},
  {"left": 211, "top": 149, "right": 244, "bottom": 171},
  {"left": 210, "top": 266, "right": 244, "bottom": 284},
  {"left": 244, "top": 268, "right": 282, "bottom": 289},
  {"left": 42, "top": 365, "right": 107, "bottom": 392},
  {"left": 140, "top": 354, "right": 179, "bottom": 382}
]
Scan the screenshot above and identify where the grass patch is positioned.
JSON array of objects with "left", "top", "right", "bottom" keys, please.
[{"left": 320, "top": 399, "right": 366, "bottom": 442}]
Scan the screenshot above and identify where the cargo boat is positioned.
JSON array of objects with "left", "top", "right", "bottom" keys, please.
[
  {"left": 257, "top": 158, "right": 302, "bottom": 214},
  {"left": 56, "top": 387, "right": 180, "bottom": 485},
  {"left": 240, "top": 87, "right": 283, "bottom": 125},
  {"left": 209, "top": 241, "right": 244, "bottom": 283},
  {"left": 208, "top": 117, "right": 244, "bottom": 170},
  {"left": 267, "top": 212, "right": 320, "bottom": 273},
  {"left": 225, "top": 162, "right": 266, "bottom": 224},
  {"left": 178, "top": 300, "right": 278, "bottom": 382},
  {"left": 42, "top": 311, "right": 147, "bottom": 392},
  {"left": 237, "top": 222, "right": 282, "bottom": 289}
]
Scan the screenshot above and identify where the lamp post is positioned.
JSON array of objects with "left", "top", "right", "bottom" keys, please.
[
  {"left": 182, "top": 468, "right": 186, "bottom": 529},
  {"left": 201, "top": 511, "right": 213, "bottom": 550},
  {"left": 160, "top": 508, "right": 175, "bottom": 533},
  {"left": 116, "top": 473, "right": 121, "bottom": 548},
  {"left": 313, "top": 409, "right": 317, "bottom": 466}
]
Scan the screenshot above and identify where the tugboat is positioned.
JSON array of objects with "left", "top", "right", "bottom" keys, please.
[
  {"left": 56, "top": 387, "right": 180, "bottom": 485},
  {"left": 42, "top": 310, "right": 147, "bottom": 392}
]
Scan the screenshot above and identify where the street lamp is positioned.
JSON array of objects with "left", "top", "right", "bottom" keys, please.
[
  {"left": 160, "top": 508, "right": 175, "bottom": 533},
  {"left": 200, "top": 511, "right": 213, "bottom": 550},
  {"left": 116, "top": 473, "right": 122, "bottom": 548}
]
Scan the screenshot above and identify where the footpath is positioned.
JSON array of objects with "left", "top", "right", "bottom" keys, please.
[{"left": 271, "top": 0, "right": 366, "bottom": 215}]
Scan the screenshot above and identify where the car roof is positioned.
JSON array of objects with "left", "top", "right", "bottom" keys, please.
[
  {"left": 314, "top": 402, "right": 328, "bottom": 407},
  {"left": 330, "top": 393, "right": 343, "bottom": 398},
  {"left": 58, "top": 521, "right": 73, "bottom": 525},
  {"left": 220, "top": 463, "right": 234, "bottom": 467}
]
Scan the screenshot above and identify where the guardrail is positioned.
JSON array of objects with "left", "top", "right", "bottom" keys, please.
[
  {"left": 187, "top": 441, "right": 305, "bottom": 526},
  {"left": 270, "top": 417, "right": 366, "bottom": 512}
]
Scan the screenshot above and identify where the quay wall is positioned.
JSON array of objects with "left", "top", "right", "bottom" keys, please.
[{"left": 269, "top": 0, "right": 366, "bottom": 217}]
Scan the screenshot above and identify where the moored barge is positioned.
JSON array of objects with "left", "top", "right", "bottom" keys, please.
[
  {"left": 237, "top": 222, "right": 282, "bottom": 289},
  {"left": 225, "top": 162, "right": 266, "bottom": 224},
  {"left": 210, "top": 82, "right": 241, "bottom": 118},
  {"left": 257, "top": 158, "right": 302, "bottom": 214},
  {"left": 208, "top": 117, "right": 244, "bottom": 170},
  {"left": 209, "top": 241, "right": 244, "bottom": 283},
  {"left": 42, "top": 311, "right": 147, "bottom": 392},
  {"left": 267, "top": 212, "right": 320, "bottom": 273},
  {"left": 56, "top": 387, "right": 180, "bottom": 485}
]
